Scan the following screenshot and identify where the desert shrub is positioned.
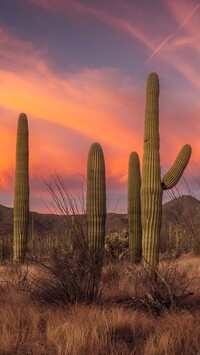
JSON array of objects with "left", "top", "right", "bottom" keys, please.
[
  {"left": 27, "top": 174, "right": 106, "bottom": 304},
  {"left": 30, "top": 245, "right": 106, "bottom": 305},
  {"left": 104, "top": 229, "right": 129, "bottom": 263},
  {"left": 120, "top": 258, "right": 200, "bottom": 315}
]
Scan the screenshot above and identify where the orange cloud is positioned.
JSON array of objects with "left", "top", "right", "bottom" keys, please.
[
  {"left": 0, "top": 25, "right": 146, "bottom": 211},
  {"left": 1, "top": 19, "right": 199, "bottom": 212},
  {"left": 0, "top": 26, "right": 143, "bottom": 152},
  {"left": 0, "top": 68, "right": 144, "bottom": 151}
]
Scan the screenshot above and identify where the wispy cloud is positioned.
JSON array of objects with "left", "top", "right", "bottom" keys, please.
[
  {"left": 1, "top": 2, "right": 200, "bottom": 211},
  {"left": 28, "top": 0, "right": 150, "bottom": 49},
  {"left": 172, "top": 35, "right": 200, "bottom": 47},
  {"left": 146, "top": 1, "right": 200, "bottom": 63},
  {"left": 0, "top": 25, "right": 145, "bottom": 210}
]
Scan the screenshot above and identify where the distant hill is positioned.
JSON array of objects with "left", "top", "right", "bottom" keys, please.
[
  {"left": 162, "top": 195, "right": 200, "bottom": 227},
  {"left": 1, "top": 195, "right": 200, "bottom": 237}
]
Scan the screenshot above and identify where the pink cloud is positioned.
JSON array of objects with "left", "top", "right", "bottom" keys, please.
[
  {"left": 0, "top": 25, "right": 146, "bottom": 211},
  {"left": 143, "top": 0, "right": 200, "bottom": 88},
  {"left": 0, "top": 18, "right": 199, "bottom": 211},
  {"left": 27, "top": 0, "right": 200, "bottom": 89}
]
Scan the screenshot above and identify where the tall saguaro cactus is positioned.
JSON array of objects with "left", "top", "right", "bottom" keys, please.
[
  {"left": 128, "top": 152, "right": 142, "bottom": 263},
  {"left": 86, "top": 142, "right": 106, "bottom": 262},
  {"left": 141, "top": 73, "right": 191, "bottom": 275},
  {"left": 13, "top": 113, "right": 29, "bottom": 261}
]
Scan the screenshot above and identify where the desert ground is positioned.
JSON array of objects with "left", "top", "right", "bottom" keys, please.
[{"left": 0, "top": 254, "right": 200, "bottom": 355}]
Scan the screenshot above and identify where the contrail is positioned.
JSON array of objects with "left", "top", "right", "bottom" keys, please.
[
  {"left": 146, "top": 34, "right": 174, "bottom": 63},
  {"left": 146, "top": 1, "right": 200, "bottom": 63},
  {"left": 178, "top": 1, "right": 200, "bottom": 29}
]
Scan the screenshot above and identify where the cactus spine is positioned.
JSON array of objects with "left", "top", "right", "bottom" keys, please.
[
  {"left": 86, "top": 142, "right": 106, "bottom": 262},
  {"left": 141, "top": 73, "right": 191, "bottom": 275},
  {"left": 13, "top": 113, "right": 29, "bottom": 261},
  {"left": 128, "top": 152, "right": 142, "bottom": 263}
]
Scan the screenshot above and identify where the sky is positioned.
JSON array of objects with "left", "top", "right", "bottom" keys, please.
[{"left": 1, "top": 0, "right": 200, "bottom": 213}]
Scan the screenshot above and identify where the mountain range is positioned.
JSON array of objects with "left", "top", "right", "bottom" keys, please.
[{"left": 1, "top": 195, "right": 200, "bottom": 237}]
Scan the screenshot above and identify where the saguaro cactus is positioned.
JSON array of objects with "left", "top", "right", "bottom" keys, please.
[
  {"left": 86, "top": 142, "right": 106, "bottom": 262},
  {"left": 13, "top": 113, "right": 29, "bottom": 261},
  {"left": 141, "top": 73, "right": 191, "bottom": 275},
  {"left": 128, "top": 152, "right": 142, "bottom": 263}
]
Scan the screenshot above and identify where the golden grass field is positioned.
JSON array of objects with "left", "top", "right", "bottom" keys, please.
[{"left": 0, "top": 254, "right": 200, "bottom": 355}]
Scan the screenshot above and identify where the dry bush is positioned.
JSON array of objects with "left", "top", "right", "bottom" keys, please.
[
  {"left": 101, "top": 256, "right": 200, "bottom": 315},
  {"left": 30, "top": 247, "right": 106, "bottom": 305},
  {"left": 23, "top": 173, "right": 106, "bottom": 305}
]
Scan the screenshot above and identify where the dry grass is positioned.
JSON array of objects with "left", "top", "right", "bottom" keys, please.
[
  {"left": 101, "top": 254, "right": 200, "bottom": 309},
  {"left": 0, "top": 255, "right": 200, "bottom": 354}
]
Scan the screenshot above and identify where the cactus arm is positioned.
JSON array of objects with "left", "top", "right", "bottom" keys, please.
[
  {"left": 128, "top": 151, "right": 142, "bottom": 263},
  {"left": 13, "top": 113, "right": 29, "bottom": 261},
  {"left": 161, "top": 144, "right": 192, "bottom": 190}
]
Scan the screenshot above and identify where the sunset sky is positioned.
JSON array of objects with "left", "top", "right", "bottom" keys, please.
[{"left": 1, "top": 0, "right": 200, "bottom": 213}]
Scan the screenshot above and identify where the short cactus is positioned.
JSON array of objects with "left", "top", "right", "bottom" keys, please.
[
  {"left": 86, "top": 142, "right": 106, "bottom": 262},
  {"left": 13, "top": 113, "right": 29, "bottom": 261},
  {"left": 128, "top": 152, "right": 142, "bottom": 263},
  {"left": 141, "top": 73, "right": 191, "bottom": 276}
]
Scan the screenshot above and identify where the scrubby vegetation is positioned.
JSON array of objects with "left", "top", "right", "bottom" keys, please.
[
  {"left": 0, "top": 255, "right": 200, "bottom": 354},
  {"left": 1, "top": 72, "right": 199, "bottom": 354}
]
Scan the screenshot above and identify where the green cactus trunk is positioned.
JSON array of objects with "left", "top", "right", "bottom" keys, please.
[
  {"left": 86, "top": 142, "right": 106, "bottom": 263},
  {"left": 141, "top": 73, "right": 192, "bottom": 277},
  {"left": 128, "top": 152, "right": 142, "bottom": 263},
  {"left": 141, "top": 73, "right": 162, "bottom": 273},
  {"left": 13, "top": 113, "right": 29, "bottom": 261}
]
